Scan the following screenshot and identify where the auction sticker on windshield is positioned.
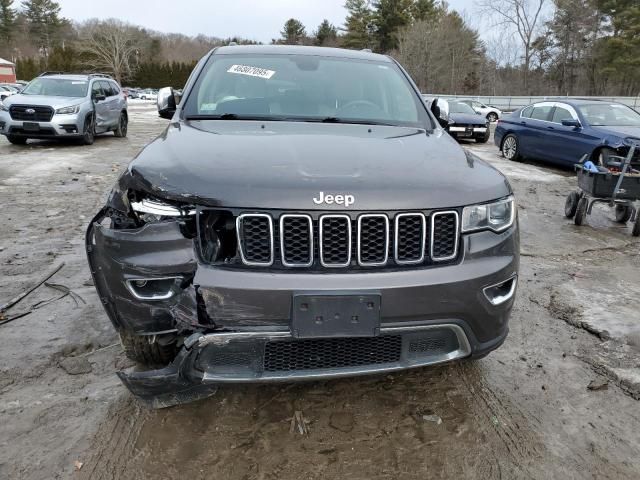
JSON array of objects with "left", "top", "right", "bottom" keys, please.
[{"left": 227, "top": 64, "right": 276, "bottom": 79}]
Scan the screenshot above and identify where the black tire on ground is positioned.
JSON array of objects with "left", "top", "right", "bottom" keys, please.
[
  {"left": 81, "top": 114, "right": 95, "bottom": 145},
  {"left": 475, "top": 133, "right": 490, "bottom": 143},
  {"left": 114, "top": 111, "right": 128, "bottom": 138},
  {"left": 501, "top": 134, "right": 522, "bottom": 162},
  {"left": 487, "top": 112, "right": 498, "bottom": 122},
  {"left": 615, "top": 204, "right": 632, "bottom": 223},
  {"left": 7, "top": 135, "right": 27, "bottom": 145},
  {"left": 574, "top": 197, "right": 588, "bottom": 226},
  {"left": 119, "top": 331, "right": 177, "bottom": 365},
  {"left": 633, "top": 214, "right": 640, "bottom": 237},
  {"left": 565, "top": 191, "right": 580, "bottom": 218}
]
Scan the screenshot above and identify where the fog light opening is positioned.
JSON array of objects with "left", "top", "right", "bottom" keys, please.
[
  {"left": 125, "top": 276, "right": 181, "bottom": 301},
  {"left": 483, "top": 276, "right": 517, "bottom": 306}
]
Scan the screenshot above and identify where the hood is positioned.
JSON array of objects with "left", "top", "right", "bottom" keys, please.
[
  {"left": 3, "top": 94, "right": 86, "bottom": 109},
  {"left": 123, "top": 120, "right": 511, "bottom": 211},
  {"left": 449, "top": 113, "right": 486, "bottom": 126},
  {"left": 590, "top": 125, "right": 640, "bottom": 143}
]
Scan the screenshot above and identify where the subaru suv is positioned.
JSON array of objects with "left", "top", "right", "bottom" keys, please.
[
  {"left": 0, "top": 72, "right": 128, "bottom": 145},
  {"left": 86, "top": 46, "right": 519, "bottom": 407}
]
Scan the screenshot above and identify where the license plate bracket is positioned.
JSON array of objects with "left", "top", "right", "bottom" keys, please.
[
  {"left": 23, "top": 122, "right": 40, "bottom": 131},
  {"left": 291, "top": 293, "right": 381, "bottom": 339}
]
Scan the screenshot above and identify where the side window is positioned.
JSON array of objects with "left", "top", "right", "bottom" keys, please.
[
  {"left": 551, "top": 106, "right": 573, "bottom": 124},
  {"left": 91, "top": 81, "right": 103, "bottom": 98},
  {"left": 110, "top": 82, "right": 120, "bottom": 95},
  {"left": 472, "top": 101, "right": 482, "bottom": 109},
  {"left": 100, "top": 81, "right": 113, "bottom": 97},
  {"left": 530, "top": 105, "right": 553, "bottom": 121},
  {"left": 520, "top": 105, "right": 533, "bottom": 118}
]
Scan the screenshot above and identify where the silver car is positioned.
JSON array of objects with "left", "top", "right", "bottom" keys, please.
[{"left": 0, "top": 72, "right": 128, "bottom": 145}]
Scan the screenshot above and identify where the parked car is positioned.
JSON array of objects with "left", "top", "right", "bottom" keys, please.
[
  {"left": 494, "top": 99, "right": 640, "bottom": 167},
  {"left": 459, "top": 99, "right": 502, "bottom": 122},
  {"left": 0, "top": 72, "right": 128, "bottom": 145},
  {"left": 139, "top": 89, "right": 157, "bottom": 101},
  {"left": 88, "top": 45, "right": 519, "bottom": 406},
  {"left": 0, "top": 84, "right": 17, "bottom": 100},
  {"left": 445, "top": 100, "right": 490, "bottom": 143}
]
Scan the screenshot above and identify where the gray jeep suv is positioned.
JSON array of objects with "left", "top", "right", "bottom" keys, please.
[
  {"left": 0, "top": 72, "right": 127, "bottom": 145},
  {"left": 86, "top": 45, "right": 519, "bottom": 407}
]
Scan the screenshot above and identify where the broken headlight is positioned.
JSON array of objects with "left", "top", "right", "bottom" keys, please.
[
  {"left": 462, "top": 196, "right": 515, "bottom": 233},
  {"left": 131, "top": 198, "right": 196, "bottom": 223}
]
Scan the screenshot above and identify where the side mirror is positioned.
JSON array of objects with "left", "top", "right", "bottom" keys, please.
[
  {"left": 561, "top": 119, "right": 581, "bottom": 128},
  {"left": 476, "top": 112, "right": 482, "bottom": 115},
  {"left": 157, "top": 87, "right": 177, "bottom": 119},
  {"left": 93, "top": 94, "right": 106, "bottom": 102}
]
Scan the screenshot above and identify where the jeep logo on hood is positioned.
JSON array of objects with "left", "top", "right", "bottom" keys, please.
[{"left": 313, "top": 191, "right": 355, "bottom": 207}]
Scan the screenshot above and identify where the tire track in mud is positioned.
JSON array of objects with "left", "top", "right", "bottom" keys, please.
[
  {"left": 79, "top": 397, "right": 146, "bottom": 480},
  {"left": 457, "top": 362, "right": 544, "bottom": 478}
]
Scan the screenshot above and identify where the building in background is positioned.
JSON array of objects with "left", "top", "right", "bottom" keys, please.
[{"left": 0, "top": 58, "right": 17, "bottom": 83}]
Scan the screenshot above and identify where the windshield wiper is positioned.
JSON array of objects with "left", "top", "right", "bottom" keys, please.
[
  {"left": 184, "top": 113, "right": 287, "bottom": 121},
  {"left": 317, "top": 117, "right": 395, "bottom": 126}
]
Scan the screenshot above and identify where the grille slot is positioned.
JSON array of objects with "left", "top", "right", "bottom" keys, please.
[
  {"left": 263, "top": 336, "right": 402, "bottom": 372},
  {"left": 431, "top": 211, "right": 459, "bottom": 261},
  {"left": 9, "top": 105, "right": 54, "bottom": 122},
  {"left": 280, "top": 214, "right": 313, "bottom": 267},
  {"left": 357, "top": 214, "right": 389, "bottom": 266},
  {"left": 236, "top": 214, "right": 274, "bottom": 266},
  {"left": 319, "top": 215, "right": 351, "bottom": 267},
  {"left": 394, "top": 213, "right": 426, "bottom": 264}
]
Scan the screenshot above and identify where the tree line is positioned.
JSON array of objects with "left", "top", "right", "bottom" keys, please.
[{"left": 0, "top": 0, "right": 638, "bottom": 96}]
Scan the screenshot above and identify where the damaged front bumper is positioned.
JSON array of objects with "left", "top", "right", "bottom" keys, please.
[{"left": 86, "top": 208, "right": 518, "bottom": 408}]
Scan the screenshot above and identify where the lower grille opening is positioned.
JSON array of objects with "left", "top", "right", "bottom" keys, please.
[{"left": 264, "top": 336, "right": 402, "bottom": 372}]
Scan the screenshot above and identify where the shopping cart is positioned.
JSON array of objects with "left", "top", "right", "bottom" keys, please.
[{"left": 564, "top": 144, "right": 640, "bottom": 236}]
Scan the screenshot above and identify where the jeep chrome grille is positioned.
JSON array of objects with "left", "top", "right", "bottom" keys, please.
[{"left": 235, "top": 211, "right": 459, "bottom": 269}]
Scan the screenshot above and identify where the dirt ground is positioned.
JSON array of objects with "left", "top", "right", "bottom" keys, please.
[{"left": 1, "top": 104, "right": 639, "bottom": 480}]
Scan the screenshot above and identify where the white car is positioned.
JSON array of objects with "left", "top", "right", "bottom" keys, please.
[
  {"left": 0, "top": 85, "right": 17, "bottom": 101},
  {"left": 458, "top": 99, "right": 502, "bottom": 122},
  {"left": 139, "top": 89, "right": 158, "bottom": 101}
]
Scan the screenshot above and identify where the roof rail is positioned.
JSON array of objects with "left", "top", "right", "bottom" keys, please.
[
  {"left": 87, "top": 73, "right": 113, "bottom": 79},
  {"left": 38, "top": 71, "right": 114, "bottom": 79},
  {"left": 361, "top": 48, "right": 372, "bottom": 53},
  {"left": 38, "top": 71, "right": 66, "bottom": 77}
]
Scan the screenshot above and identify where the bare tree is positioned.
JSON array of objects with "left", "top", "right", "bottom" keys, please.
[
  {"left": 477, "top": 0, "right": 547, "bottom": 92},
  {"left": 77, "top": 19, "right": 140, "bottom": 82}
]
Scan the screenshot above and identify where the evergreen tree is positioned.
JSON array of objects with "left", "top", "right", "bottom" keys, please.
[
  {"left": 22, "top": 0, "right": 63, "bottom": 52},
  {"left": 343, "top": 0, "right": 373, "bottom": 50},
  {"left": 280, "top": 18, "right": 306, "bottom": 45},
  {"left": 412, "top": 0, "right": 439, "bottom": 21},
  {"left": 372, "top": 0, "right": 414, "bottom": 52},
  {"left": 314, "top": 19, "right": 337, "bottom": 46},
  {"left": 0, "top": 0, "right": 16, "bottom": 55}
]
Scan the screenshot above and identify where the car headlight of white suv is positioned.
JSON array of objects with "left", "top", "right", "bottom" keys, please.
[
  {"left": 55, "top": 104, "right": 81, "bottom": 115},
  {"left": 462, "top": 196, "right": 516, "bottom": 233}
]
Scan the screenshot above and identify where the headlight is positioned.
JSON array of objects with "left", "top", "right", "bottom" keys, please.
[
  {"left": 131, "top": 198, "right": 195, "bottom": 223},
  {"left": 0, "top": 102, "right": 8, "bottom": 111},
  {"left": 462, "top": 196, "right": 515, "bottom": 233},
  {"left": 55, "top": 104, "right": 80, "bottom": 114}
]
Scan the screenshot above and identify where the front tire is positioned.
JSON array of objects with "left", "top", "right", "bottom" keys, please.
[
  {"left": 501, "top": 134, "right": 521, "bottom": 162},
  {"left": 119, "top": 331, "right": 177, "bottom": 365},
  {"left": 487, "top": 112, "right": 498, "bottom": 122},
  {"left": 633, "top": 214, "right": 640, "bottom": 237},
  {"left": 565, "top": 191, "right": 580, "bottom": 218},
  {"left": 615, "top": 205, "right": 632, "bottom": 223},
  {"left": 574, "top": 197, "right": 588, "bottom": 226},
  {"left": 475, "top": 132, "right": 490, "bottom": 143},
  {"left": 114, "top": 111, "right": 128, "bottom": 138},
  {"left": 81, "top": 115, "right": 95, "bottom": 145},
  {"left": 7, "top": 135, "right": 27, "bottom": 145}
]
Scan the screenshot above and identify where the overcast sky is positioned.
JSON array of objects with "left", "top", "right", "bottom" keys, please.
[{"left": 55, "top": 0, "right": 478, "bottom": 43}]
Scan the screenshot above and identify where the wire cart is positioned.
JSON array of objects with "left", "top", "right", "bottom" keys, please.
[{"left": 564, "top": 144, "right": 640, "bottom": 236}]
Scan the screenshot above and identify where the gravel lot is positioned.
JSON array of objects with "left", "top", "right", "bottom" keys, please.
[{"left": 1, "top": 103, "right": 639, "bottom": 479}]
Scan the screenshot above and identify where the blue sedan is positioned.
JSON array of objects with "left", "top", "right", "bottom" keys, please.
[{"left": 494, "top": 99, "right": 640, "bottom": 167}]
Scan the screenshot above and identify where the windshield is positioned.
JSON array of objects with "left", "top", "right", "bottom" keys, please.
[
  {"left": 183, "top": 53, "right": 430, "bottom": 127},
  {"left": 449, "top": 102, "right": 477, "bottom": 115},
  {"left": 579, "top": 104, "right": 640, "bottom": 127},
  {"left": 21, "top": 78, "right": 88, "bottom": 97}
]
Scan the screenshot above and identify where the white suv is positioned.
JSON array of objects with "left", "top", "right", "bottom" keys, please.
[{"left": 459, "top": 99, "right": 502, "bottom": 122}]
